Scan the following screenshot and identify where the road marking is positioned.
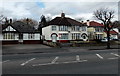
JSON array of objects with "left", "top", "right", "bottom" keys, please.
[
  {"left": 96, "top": 54, "right": 104, "bottom": 59},
  {"left": 0, "top": 60, "right": 10, "bottom": 63},
  {"left": 76, "top": 55, "right": 80, "bottom": 61},
  {"left": 33, "top": 60, "right": 88, "bottom": 66},
  {"left": 108, "top": 57, "right": 118, "bottom": 60},
  {"left": 62, "top": 61, "right": 78, "bottom": 64},
  {"left": 21, "top": 58, "right": 36, "bottom": 66},
  {"left": 78, "top": 60, "right": 88, "bottom": 62},
  {"left": 76, "top": 55, "right": 88, "bottom": 62},
  {"left": 33, "top": 63, "right": 52, "bottom": 66},
  {"left": 51, "top": 57, "right": 59, "bottom": 64},
  {"left": 111, "top": 53, "right": 120, "bottom": 57}
]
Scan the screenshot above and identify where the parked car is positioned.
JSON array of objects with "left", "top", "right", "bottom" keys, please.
[{"left": 101, "top": 37, "right": 113, "bottom": 42}]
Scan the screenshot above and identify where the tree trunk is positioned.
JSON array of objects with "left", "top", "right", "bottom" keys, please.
[
  {"left": 40, "top": 27, "right": 43, "bottom": 43},
  {"left": 107, "top": 31, "right": 110, "bottom": 49}
]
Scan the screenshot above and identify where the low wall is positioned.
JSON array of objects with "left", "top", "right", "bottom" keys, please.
[
  {"left": 2, "top": 40, "right": 18, "bottom": 45},
  {"left": 2, "top": 40, "right": 42, "bottom": 45},
  {"left": 23, "top": 40, "right": 42, "bottom": 44},
  {"left": 43, "top": 41, "right": 58, "bottom": 47}
]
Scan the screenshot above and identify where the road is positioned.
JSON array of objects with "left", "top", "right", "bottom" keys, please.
[{"left": 2, "top": 48, "right": 119, "bottom": 74}]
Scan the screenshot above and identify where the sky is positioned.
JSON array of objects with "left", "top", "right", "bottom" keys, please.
[{"left": 0, "top": 0, "right": 119, "bottom": 22}]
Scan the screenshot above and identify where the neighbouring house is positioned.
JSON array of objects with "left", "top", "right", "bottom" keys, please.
[
  {"left": 86, "top": 20, "right": 105, "bottom": 40},
  {"left": 86, "top": 20, "right": 119, "bottom": 40},
  {"left": 42, "top": 13, "right": 88, "bottom": 43},
  {"left": 104, "top": 30, "right": 118, "bottom": 40},
  {"left": 112, "top": 22, "right": 120, "bottom": 40},
  {"left": 2, "top": 19, "right": 41, "bottom": 44}
]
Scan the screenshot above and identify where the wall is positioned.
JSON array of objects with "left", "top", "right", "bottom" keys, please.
[
  {"left": 0, "top": 34, "right": 2, "bottom": 41},
  {"left": 42, "top": 26, "right": 52, "bottom": 40},
  {"left": 87, "top": 27, "right": 95, "bottom": 32}
]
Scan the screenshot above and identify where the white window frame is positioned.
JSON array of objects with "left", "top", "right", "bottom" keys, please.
[
  {"left": 3, "top": 33, "right": 15, "bottom": 40},
  {"left": 28, "top": 33, "right": 35, "bottom": 39},
  {"left": 52, "top": 25, "right": 57, "bottom": 31},
  {"left": 59, "top": 33, "right": 68, "bottom": 40},
  {"left": 59, "top": 26, "right": 68, "bottom": 31}
]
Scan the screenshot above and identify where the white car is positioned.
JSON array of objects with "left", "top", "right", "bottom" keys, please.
[{"left": 101, "top": 37, "right": 113, "bottom": 42}]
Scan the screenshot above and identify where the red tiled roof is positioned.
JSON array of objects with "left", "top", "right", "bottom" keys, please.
[
  {"left": 88, "top": 21, "right": 104, "bottom": 27},
  {"left": 104, "top": 30, "right": 118, "bottom": 34}
]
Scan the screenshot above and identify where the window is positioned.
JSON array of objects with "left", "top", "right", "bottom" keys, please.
[
  {"left": 3, "top": 33, "right": 15, "bottom": 40},
  {"left": 59, "top": 26, "right": 68, "bottom": 31},
  {"left": 95, "top": 27, "right": 103, "bottom": 32},
  {"left": 72, "top": 33, "right": 81, "bottom": 40},
  {"left": 76, "top": 26, "right": 80, "bottom": 31},
  {"left": 59, "top": 33, "right": 68, "bottom": 39},
  {"left": 28, "top": 34, "right": 34, "bottom": 39},
  {"left": 81, "top": 26, "right": 86, "bottom": 31},
  {"left": 95, "top": 34, "right": 103, "bottom": 39},
  {"left": 52, "top": 26, "right": 56, "bottom": 31},
  {"left": 72, "top": 26, "right": 80, "bottom": 31}
]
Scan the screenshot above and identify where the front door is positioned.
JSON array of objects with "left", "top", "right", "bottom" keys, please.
[
  {"left": 19, "top": 33, "right": 23, "bottom": 43},
  {"left": 51, "top": 34, "right": 57, "bottom": 42}
]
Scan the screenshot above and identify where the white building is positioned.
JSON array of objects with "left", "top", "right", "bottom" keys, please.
[
  {"left": 2, "top": 20, "right": 41, "bottom": 44},
  {"left": 42, "top": 13, "right": 88, "bottom": 43}
]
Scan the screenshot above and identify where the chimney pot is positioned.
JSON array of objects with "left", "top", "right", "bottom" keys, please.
[
  {"left": 61, "top": 13, "right": 65, "bottom": 18},
  {"left": 87, "top": 20, "right": 89, "bottom": 22},
  {"left": 81, "top": 21, "right": 84, "bottom": 23},
  {"left": 26, "top": 18, "right": 29, "bottom": 25},
  {"left": 10, "top": 19, "right": 12, "bottom": 24}
]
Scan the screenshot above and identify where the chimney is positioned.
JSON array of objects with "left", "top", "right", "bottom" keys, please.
[
  {"left": 5, "top": 18, "right": 9, "bottom": 24},
  {"left": 86, "top": 20, "right": 90, "bottom": 26},
  {"left": 61, "top": 13, "right": 65, "bottom": 18},
  {"left": 26, "top": 18, "right": 29, "bottom": 25},
  {"left": 10, "top": 19, "right": 12, "bottom": 24},
  {"left": 81, "top": 21, "right": 84, "bottom": 23}
]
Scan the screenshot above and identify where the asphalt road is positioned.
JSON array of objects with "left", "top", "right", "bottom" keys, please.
[{"left": 2, "top": 49, "right": 119, "bottom": 74}]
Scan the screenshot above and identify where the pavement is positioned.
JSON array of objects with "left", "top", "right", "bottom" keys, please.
[
  {"left": 2, "top": 44, "right": 68, "bottom": 55},
  {"left": 2, "top": 44, "right": 119, "bottom": 55}
]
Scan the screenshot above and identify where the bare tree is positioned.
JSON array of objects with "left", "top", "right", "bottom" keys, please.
[
  {"left": 93, "top": 8, "right": 115, "bottom": 49},
  {"left": 19, "top": 18, "right": 38, "bottom": 29}
]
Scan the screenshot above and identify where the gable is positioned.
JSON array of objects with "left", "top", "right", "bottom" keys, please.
[{"left": 3, "top": 25, "right": 16, "bottom": 31}]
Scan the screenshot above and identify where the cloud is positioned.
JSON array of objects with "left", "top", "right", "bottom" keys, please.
[
  {"left": 2, "top": 0, "right": 119, "bottom": 2},
  {"left": 0, "top": 1, "right": 118, "bottom": 22}
]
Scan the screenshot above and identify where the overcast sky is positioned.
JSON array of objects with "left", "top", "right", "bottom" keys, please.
[{"left": 0, "top": 0, "right": 119, "bottom": 22}]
